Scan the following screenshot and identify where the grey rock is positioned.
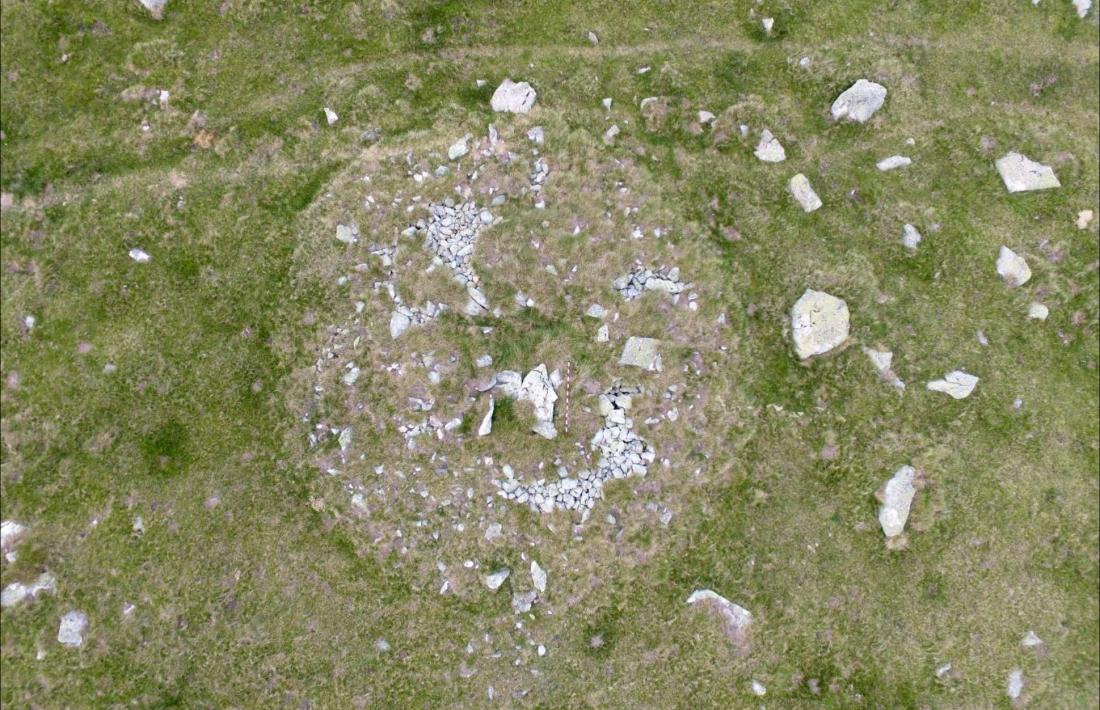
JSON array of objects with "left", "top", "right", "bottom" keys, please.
[
  {"left": 490, "top": 79, "right": 537, "bottom": 114},
  {"left": 58, "top": 610, "right": 88, "bottom": 647},
  {"left": 831, "top": 79, "right": 887, "bottom": 123},
  {"left": 996, "top": 152, "right": 1060, "bottom": 193},
  {"left": 790, "top": 289, "right": 849, "bottom": 359},
  {"left": 788, "top": 174, "right": 822, "bottom": 212}
]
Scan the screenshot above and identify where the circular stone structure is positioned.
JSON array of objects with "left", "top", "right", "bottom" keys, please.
[{"left": 790, "top": 289, "right": 850, "bottom": 359}]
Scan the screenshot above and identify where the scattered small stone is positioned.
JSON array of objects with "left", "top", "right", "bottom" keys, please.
[
  {"left": 485, "top": 523, "right": 502, "bottom": 541},
  {"left": 128, "top": 248, "right": 151, "bottom": 263},
  {"left": 1007, "top": 668, "right": 1024, "bottom": 700},
  {"left": 448, "top": 136, "right": 469, "bottom": 161},
  {"left": 57, "top": 610, "right": 88, "bottom": 648},
  {"left": 877, "top": 465, "right": 917, "bottom": 538},
  {"left": 602, "top": 97, "right": 613, "bottom": 111},
  {"left": 484, "top": 569, "right": 510, "bottom": 591},
  {"left": 596, "top": 324, "right": 609, "bottom": 343},
  {"left": 863, "top": 347, "right": 905, "bottom": 391},
  {"left": 527, "top": 126, "right": 544, "bottom": 144},
  {"left": 1028, "top": 303, "right": 1049, "bottom": 321},
  {"left": 530, "top": 560, "right": 547, "bottom": 594},
  {"left": 1073, "top": 0, "right": 1092, "bottom": 18},
  {"left": 788, "top": 174, "right": 822, "bottom": 212},
  {"left": 831, "top": 80, "right": 888, "bottom": 123},
  {"left": 476, "top": 354, "right": 493, "bottom": 368},
  {"left": 490, "top": 79, "right": 537, "bottom": 114},
  {"left": 761, "top": 17, "right": 774, "bottom": 34},
  {"left": 619, "top": 337, "right": 662, "bottom": 372},
  {"left": 1, "top": 520, "right": 27, "bottom": 557},
  {"left": 790, "top": 289, "right": 850, "bottom": 359},
  {"left": 603, "top": 124, "right": 621, "bottom": 145},
  {"left": 754, "top": 129, "right": 786, "bottom": 162},
  {"left": 585, "top": 304, "right": 607, "bottom": 319},
  {"left": 995, "top": 152, "right": 1060, "bottom": 193},
  {"left": 902, "top": 223, "right": 922, "bottom": 251},
  {"left": 751, "top": 680, "right": 767, "bottom": 697},
  {"left": 1021, "top": 630, "right": 1044, "bottom": 647},
  {"left": 1077, "top": 209, "right": 1094, "bottom": 229},
  {"left": 877, "top": 155, "right": 912, "bottom": 171},
  {"left": 686, "top": 589, "right": 752, "bottom": 653},
  {"left": 926, "top": 370, "right": 979, "bottom": 399},
  {"left": 997, "top": 246, "right": 1032, "bottom": 287},
  {"left": 588, "top": 31, "right": 599, "bottom": 45},
  {"left": 323, "top": 107, "right": 338, "bottom": 125},
  {"left": 935, "top": 662, "right": 953, "bottom": 679},
  {"left": 698, "top": 110, "right": 716, "bottom": 124}
]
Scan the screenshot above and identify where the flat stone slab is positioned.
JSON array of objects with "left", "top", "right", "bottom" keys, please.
[
  {"left": 926, "top": 370, "right": 979, "bottom": 399},
  {"left": 995, "top": 152, "right": 1060, "bottom": 193},
  {"left": 619, "top": 337, "right": 662, "bottom": 372},
  {"left": 791, "top": 289, "right": 850, "bottom": 359},
  {"left": 877, "top": 465, "right": 917, "bottom": 538},
  {"left": 831, "top": 79, "right": 887, "bottom": 123}
]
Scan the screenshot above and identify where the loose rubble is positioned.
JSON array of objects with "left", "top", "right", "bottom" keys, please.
[
  {"left": 612, "top": 265, "right": 685, "bottom": 300},
  {"left": 831, "top": 79, "right": 887, "bottom": 123},
  {"left": 995, "top": 152, "right": 1061, "bottom": 193},
  {"left": 490, "top": 79, "right": 537, "bottom": 114},
  {"left": 686, "top": 589, "right": 752, "bottom": 653},
  {"left": 409, "top": 200, "right": 493, "bottom": 314},
  {"left": 926, "top": 370, "right": 979, "bottom": 399},
  {"left": 753, "top": 129, "right": 786, "bottom": 162},
  {"left": 791, "top": 289, "right": 850, "bottom": 359},
  {"left": 996, "top": 246, "right": 1032, "bottom": 287},
  {"left": 494, "top": 383, "right": 654, "bottom": 519},
  {"left": 877, "top": 465, "right": 917, "bottom": 538},
  {"left": 788, "top": 173, "right": 822, "bottom": 212}
]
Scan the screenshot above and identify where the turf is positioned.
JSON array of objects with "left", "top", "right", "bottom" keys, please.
[{"left": 2, "top": 1, "right": 1098, "bottom": 707}]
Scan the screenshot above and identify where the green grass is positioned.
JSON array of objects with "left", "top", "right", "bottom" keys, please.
[{"left": 2, "top": 0, "right": 1098, "bottom": 707}]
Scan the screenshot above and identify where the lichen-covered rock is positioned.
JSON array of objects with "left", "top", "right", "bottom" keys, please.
[
  {"left": 995, "top": 152, "right": 1060, "bottom": 193},
  {"left": 790, "top": 289, "right": 850, "bottom": 359},
  {"left": 831, "top": 80, "right": 887, "bottom": 123}
]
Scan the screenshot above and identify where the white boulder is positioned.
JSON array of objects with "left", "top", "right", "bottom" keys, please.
[
  {"left": 754, "top": 129, "right": 786, "bottom": 162},
  {"left": 788, "top": 174, "right": 822, "bottom": 212},
  {"left": 995, "top": 152, "right": 1060, "bottom": 193},
  {"left": 831, "top": 80, "right": 887, "bottom": 123},
  {"left": 790, "top": 289, "right": 850, "bottom": 359},
  {"left": 490, "top": 79, "right": 537, "bottom": 114}
]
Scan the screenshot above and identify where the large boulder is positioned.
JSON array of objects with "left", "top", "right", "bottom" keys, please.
[
  {"left": 490, "top": 79, "right": 537, "bottom": 114},
  {"left": 995, "top": 152, "right": 1060, "bottom": 193},
  {"left": 790, "top": 289, "right": 850, "bottom": 359},
  {"left": 831, "top": 80, "right": 887, "bottom": 123}
]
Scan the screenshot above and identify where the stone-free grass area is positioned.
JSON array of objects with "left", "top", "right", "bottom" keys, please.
[{"left": 2, "top": 1, "right": 1098, "bottom": 707}]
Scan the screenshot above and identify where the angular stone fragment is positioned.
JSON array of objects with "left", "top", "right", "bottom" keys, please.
[
  {"left": 478, "top": 397, "right": 495, "bottom": 437},
  {"left": 530, "top": 560, "right": 547, "bottom": 594},
  {"left": 831, "top": 80, "right": 887, "bottom": 123},
  {"left": 619, "top": 337, "right": 662, "bottom": 372},
  {"left": 996, "top": 246, "right": 1031, "bottom": 286},
  {"left": 877, "top": 465, "right": 917, "bottom": 538},
  {"left": 788, "top": 174, "right": 822, "bottom": 212},
  {"left": 687, "top": 589, "right": 752, "bottom": 653},
  {"left": 490, "top": 79, "right": 537, "bottom": 114},
  {"left": 995, "top": 152, "right": 1060, "bottom": 193},
  {"left": 484, "top": 569, "right": 510, "bottom": 590},
  {"left": 1, "top": 572, "right": 56, "bottom": 608},
  {"left": 863, "top": 347, "right": 905, "bottom": 391},
  {"left": 754, "top": 129, "right": 786, "bottom": 162},
  {"left": 926, "top": 370, "right": 979, "bottom": 399},
  {"left": 790, "top": 289, "right": 849, "bottom": 359}
]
